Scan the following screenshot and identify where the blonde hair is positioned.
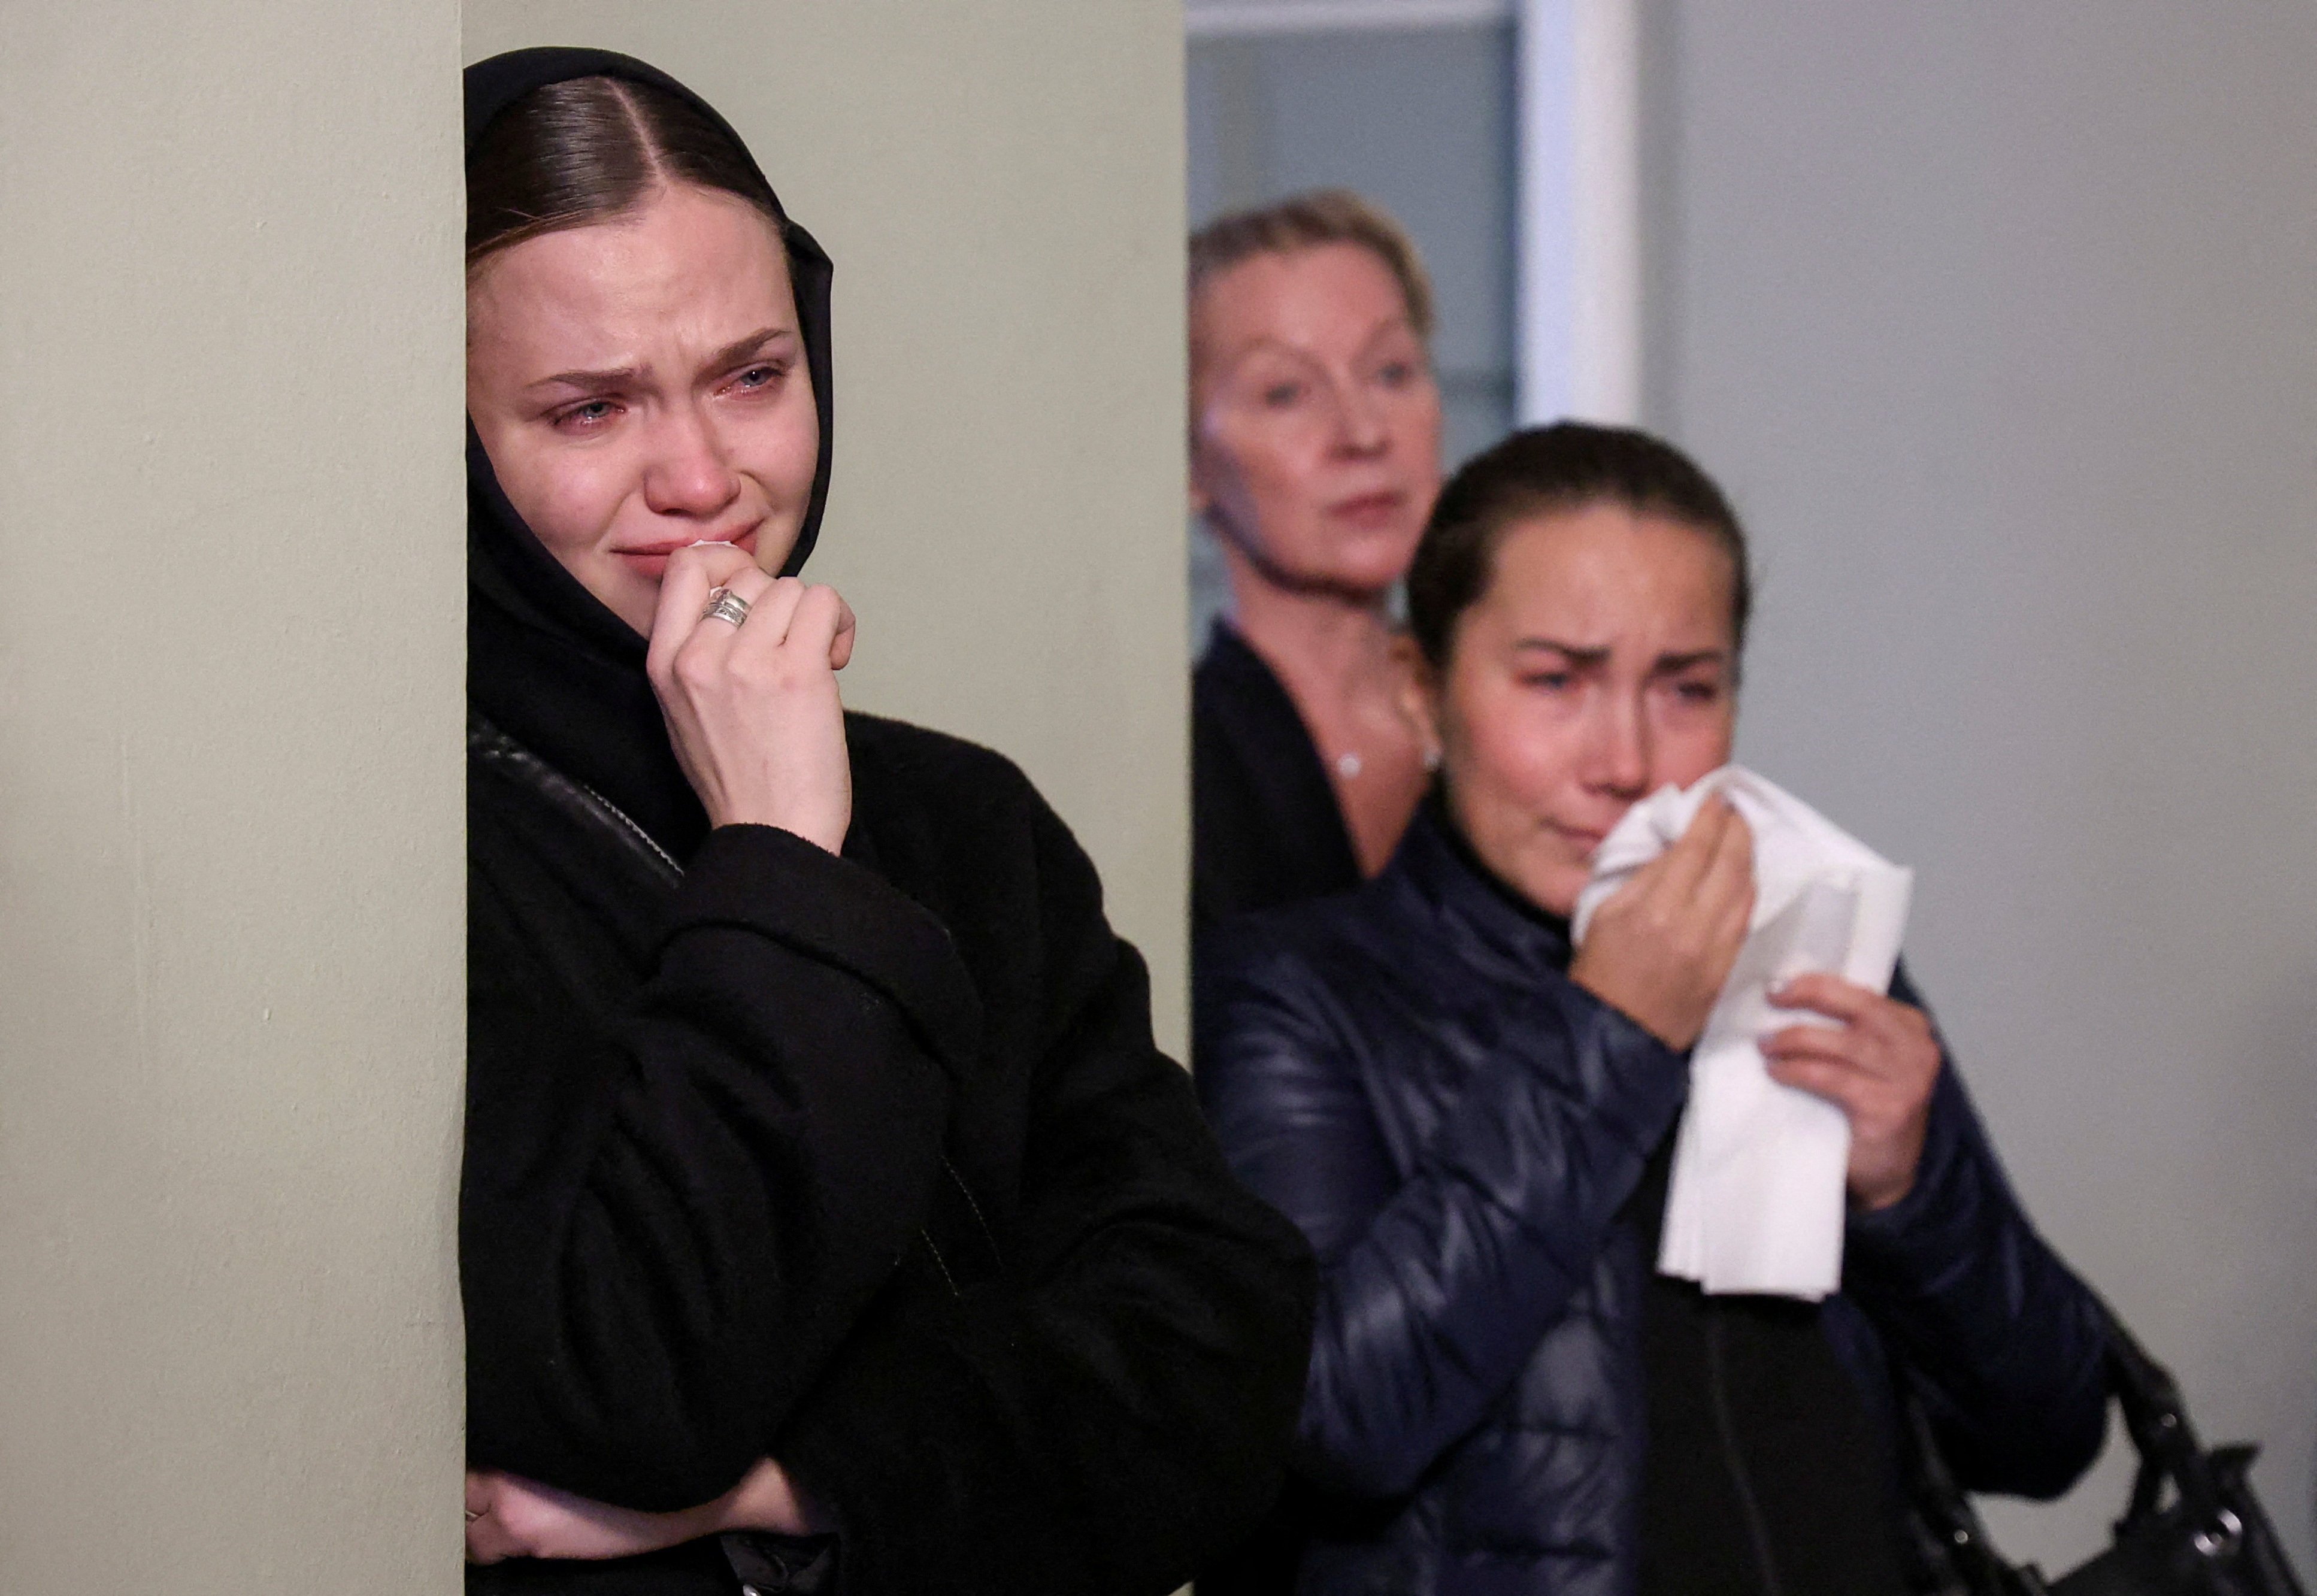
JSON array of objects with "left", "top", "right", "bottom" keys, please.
[{"left": 1188, "top": 189, "right": 1435, "bottom": 341}]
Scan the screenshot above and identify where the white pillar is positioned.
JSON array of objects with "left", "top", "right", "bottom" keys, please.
[{"left": 1517, "top": 0, "right": 1642, "bottom": 425}]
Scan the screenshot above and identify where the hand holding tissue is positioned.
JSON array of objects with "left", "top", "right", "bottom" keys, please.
[{"left": 1573, "top": 767, "right": 1912, "bottom": 1300}]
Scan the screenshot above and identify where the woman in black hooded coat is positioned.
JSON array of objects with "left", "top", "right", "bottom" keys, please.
[{"left": 458, "top": 48, "right": 1315, "bottom": 1596}]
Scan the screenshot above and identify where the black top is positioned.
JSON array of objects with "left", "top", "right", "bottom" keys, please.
[
  {"left": 1191, "top": 621, "right": 1359, "bottom": 935},
  {"left": 460, "top": 49, "right": 1316, "bottom": 1595},
  {"left": 1626, "top": 1158, "right": 1908, "bottom": 1596}
]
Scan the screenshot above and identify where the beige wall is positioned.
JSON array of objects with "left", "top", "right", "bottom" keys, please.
[
  {"left": 0, "top": 2, "right": 469, "bottom": 1592},
  {"left": 1643, "top": 3, "right": 2317, "bottom": 1574},
  {"left": 464, "top": 0, "right": 1195, "bottom": 1052}
]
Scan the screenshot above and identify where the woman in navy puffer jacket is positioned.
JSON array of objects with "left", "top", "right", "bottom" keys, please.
[{"left": 1197, "top": 423, "right": 2109, "bottom": 1596}]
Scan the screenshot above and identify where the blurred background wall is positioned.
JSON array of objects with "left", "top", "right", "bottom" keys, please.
[
  {"left": 1647, "top": 2, "right": 2317, "bottom": 1575},
  {"left": 467, "top": 0, "right": 1194, "bottom": 1051}
]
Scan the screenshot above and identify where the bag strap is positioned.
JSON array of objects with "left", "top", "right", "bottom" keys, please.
[
  {"left": 1892, "top": 1294, "right": 2209, "bottom": 1584},
  {"left": 2097, "top": 1298, "right": 2240, "bottom": 1552}
]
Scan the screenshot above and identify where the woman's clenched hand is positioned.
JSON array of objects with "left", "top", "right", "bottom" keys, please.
[
  {"left": 1761, "top": 974, "right": 1942, "bottom": 1210},
  {"left": 647, "top": 542, "right": 856, "bottom": 852},
  {"left": 1569, "top": 794, "right": 1754, "bottom": 1050}
]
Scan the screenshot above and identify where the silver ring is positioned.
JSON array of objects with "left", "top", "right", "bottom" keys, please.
[{"left": 701, "top": 587, "right": 752, "bottom": 628}]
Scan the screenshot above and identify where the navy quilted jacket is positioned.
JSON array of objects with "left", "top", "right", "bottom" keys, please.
[{"left": 1195, "top": 807, "right": 2109, "bottom": 1595}]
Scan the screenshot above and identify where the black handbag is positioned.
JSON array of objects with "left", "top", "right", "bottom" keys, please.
[{"left": 1900, "top": 1303, "right": 2306, "bottom": 1596}]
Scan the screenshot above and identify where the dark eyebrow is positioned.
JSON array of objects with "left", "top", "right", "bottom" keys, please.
[
  {"left": 1512, "top": 638, "right": 1612, "bottom": 668},
  {"left": 525, "top": 326, "right": 796, "bottom": 393},
  {"left": 1511, "top": 639, "right": 1729, "bottom": 674},
  {"left": 705, "top": 325, "right": 795, "bottom": 371},
  {"left": 527, "top": 364, "right": 640, "bottom": 394}
]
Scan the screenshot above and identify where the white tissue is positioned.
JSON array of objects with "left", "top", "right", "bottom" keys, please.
[{"left": 1571, "top": 767, "right": 1912, "bottom": 1300}]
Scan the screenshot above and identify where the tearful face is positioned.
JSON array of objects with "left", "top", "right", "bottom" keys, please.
[
  {"left": 467, "top": 183, "right": 820, "bottom": 635},
  {"left": 1415, "top": 505, "right": 1740, "bottom": 917}
]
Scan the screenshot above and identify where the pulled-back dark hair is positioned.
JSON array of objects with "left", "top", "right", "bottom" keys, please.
[
  {"left": 1406, "top": 421, "right": 1754, "bottom": 671},
  {"left": 466, "top": 74, "right": 785, "bottom": 271}
]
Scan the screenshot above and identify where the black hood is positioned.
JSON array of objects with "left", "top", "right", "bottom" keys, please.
[{"left": 464, "top": 47, "right": 835, "bottom": 858}]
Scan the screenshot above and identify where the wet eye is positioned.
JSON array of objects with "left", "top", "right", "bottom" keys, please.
[
  {"left": 555, "top": 399, "right": 619, "bottom": 431},
  {"left": 732, "top": 363, "right": 785, "bottom": 392}
]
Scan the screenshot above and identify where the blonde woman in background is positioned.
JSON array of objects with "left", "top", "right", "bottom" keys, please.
[{"left": 1190, "top": 192, "right": 1445, "bottom": 936}]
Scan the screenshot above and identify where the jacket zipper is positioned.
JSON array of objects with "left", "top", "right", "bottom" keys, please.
[{"left": 574, "top": 779, "right": 685, "bottom": 881}]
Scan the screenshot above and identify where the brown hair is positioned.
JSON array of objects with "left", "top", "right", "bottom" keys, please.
[
  {"left": 1188, "top": 189, "right": 1435, "bottom": 341},
  {"left": 1406, "top": 422, "right": 1755, "bottom": 671},
  {"left": 466, "top": 74, "right": 785, "bottom": 272}
]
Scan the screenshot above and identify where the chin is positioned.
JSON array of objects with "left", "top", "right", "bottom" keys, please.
[
  {"left": 1255, "top": 525, "right": 1421, "bottom": 596},
  {"left": 1347, "top": 543, "right": 1426, "bottom": 593},
  {"left": 1535, "top": 885, "right": 1585, "bottom": 921},
  {"left": 586, "top": 566, "right": 662, "bottom": 636},
  {"left": 1519, "top": 858, "right": 1589, "bottom": 921}
]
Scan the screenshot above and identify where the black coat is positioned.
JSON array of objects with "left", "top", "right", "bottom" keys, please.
[
  {"left": 1196, "top": 806, "right": 2109, "bottom": 1595},
  {"left": 465, "top": 710, "right": 1317, "bottom": 1595},
  {"left": 1192, "top": 622, "right": 1360, "bottom": 934}
]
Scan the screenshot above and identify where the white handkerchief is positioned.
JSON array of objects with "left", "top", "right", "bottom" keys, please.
[{"left": 1571, "top": 767, "right": 1912, "bottom": 1299}]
